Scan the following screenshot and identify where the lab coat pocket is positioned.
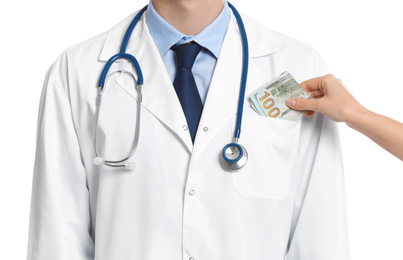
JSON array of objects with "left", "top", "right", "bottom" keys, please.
[{"left": 232, "top": 115, "right": 300, "bottom": 201}]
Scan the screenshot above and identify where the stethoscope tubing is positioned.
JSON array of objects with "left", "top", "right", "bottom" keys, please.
[
  {"left": 99, "top": 53, "right": 144, "bottom": 88},
  {"left": 227, "top": 2, "right": 248, "bottom": 141}
]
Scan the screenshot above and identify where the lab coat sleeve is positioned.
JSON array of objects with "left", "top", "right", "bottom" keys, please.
[
  {"left": 286, "top": 51, "right": 350, "bottom": 259},
  {"left": 27, "top": 67, "right": 95, "bottom": 260}
]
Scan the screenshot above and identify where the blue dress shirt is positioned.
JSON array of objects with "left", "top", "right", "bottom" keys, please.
[{"left": 145, "top": 0, "right": 230, "bottom": 104}]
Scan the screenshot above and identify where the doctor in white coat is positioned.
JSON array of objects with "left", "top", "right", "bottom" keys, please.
[{"left": 27, "top": 0, "right": 350, "bottom": 259}]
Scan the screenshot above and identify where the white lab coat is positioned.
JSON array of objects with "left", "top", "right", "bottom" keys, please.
[{"left": 28, "top": 8, "right": 350, "bottom": 260}]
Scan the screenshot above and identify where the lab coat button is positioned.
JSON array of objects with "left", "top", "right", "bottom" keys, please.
[
  {"left": 183, "top": 125, "right": 188, "bottom": 131},
  {"left": 203, "top": 126, "right": 208, "bottom": 132},
  {"left": 189, "top": 190, "right": 195, "bottom": 196},
  {"left": 189, "top": 258, "right": 195, "bottom": 260}
]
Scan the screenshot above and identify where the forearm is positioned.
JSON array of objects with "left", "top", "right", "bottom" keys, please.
[{"left": 346, "top": 108, "right": 403, "bottom": 161}]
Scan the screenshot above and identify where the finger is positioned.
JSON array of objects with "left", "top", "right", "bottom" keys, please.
[
  {"left": 303, "top": 110, "right": 316, "bottom": 118},
  {"left": 286, "top": 98, "right": 317, "bottom": 111},
  {"left": 300, "top": 76, "right": 326, "bottom": 92},
  {"left": 306, "top": 110, "right": 316, "bottom": 118},
  {"left": 307, "top": 90, "right": 324, "bottom": 98}
]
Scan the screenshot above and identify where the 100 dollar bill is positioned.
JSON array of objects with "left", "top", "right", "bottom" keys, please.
[{"left": 249, "top": 71, "right": 311, "bottom": 121}]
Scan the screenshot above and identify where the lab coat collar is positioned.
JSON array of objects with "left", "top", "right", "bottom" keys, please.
[
  {"left": 98, "top": 7, "right": 279, "bottom": 62},
  {"left": 99, "top": 11, "right": 147, "bottom": 62}
]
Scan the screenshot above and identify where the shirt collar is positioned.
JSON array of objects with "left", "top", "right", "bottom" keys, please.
[{"left": 146, "top": 0, "right": 230, "bottom": 58}]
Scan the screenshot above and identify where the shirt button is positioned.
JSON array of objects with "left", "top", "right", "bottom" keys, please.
[
  {"left": 183, "top": 125, "right": 188, "bottom": 131},
  {"left": 203, "top": 126, "right": 208, "bottom": 132},
  {"left": 189, "top": 190, "right": 195, "bottom": 196}
]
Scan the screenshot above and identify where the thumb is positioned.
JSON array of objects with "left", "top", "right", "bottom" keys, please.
[{"left": 286, "top": 98, "right": 318, "bottom": 111}]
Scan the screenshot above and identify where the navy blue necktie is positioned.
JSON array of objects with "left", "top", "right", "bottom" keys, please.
[{"left": 171, "top": 42, "right": 203, "bottom": 143}]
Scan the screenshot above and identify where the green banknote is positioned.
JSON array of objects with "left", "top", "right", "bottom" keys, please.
[{"left": 249, "top": 71, "right": 311, "bottom": 121}]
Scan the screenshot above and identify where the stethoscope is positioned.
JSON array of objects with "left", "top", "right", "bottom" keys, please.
[{"left": 93, "top": 2, "right": 249, "bottom": 171}]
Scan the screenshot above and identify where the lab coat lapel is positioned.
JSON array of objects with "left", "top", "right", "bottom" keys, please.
[
  {"left": 191, "top": 13, "right": 278, "bottom": 162},
  {"left": 99, "top": 12, "right": 193, "bottom": 152}
]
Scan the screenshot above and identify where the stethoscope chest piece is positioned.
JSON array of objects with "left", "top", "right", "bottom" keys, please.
[{"left": 219, "top": 143, "right": 248, "bottom": 171}]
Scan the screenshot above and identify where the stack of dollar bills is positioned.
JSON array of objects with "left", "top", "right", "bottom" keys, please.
[{"left": 249, "top": 71, "right": 311, "bottom": 121}]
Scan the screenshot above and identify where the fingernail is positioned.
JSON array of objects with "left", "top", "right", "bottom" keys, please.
[{"left": 286, "top": 99, "right": 296, "bottom": 107}]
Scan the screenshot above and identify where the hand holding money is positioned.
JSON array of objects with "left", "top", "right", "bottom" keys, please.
[
  {"left": 285, "top": 74, "right": 403, "bottom": 161},
  {"left": 249, "top": 71, "right": 311, "bottom": 121},
  {"left": 285, "top": 74, "right": 364, "bottom": 123}
]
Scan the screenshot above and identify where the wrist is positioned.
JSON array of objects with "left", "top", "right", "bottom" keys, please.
[{"left": 345, "top": 105, "right": 372, "bottom": 130}]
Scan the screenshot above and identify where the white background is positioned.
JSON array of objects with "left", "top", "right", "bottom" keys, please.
[{"left": 0, "top": 0, "right": 402, "bottom": 259}]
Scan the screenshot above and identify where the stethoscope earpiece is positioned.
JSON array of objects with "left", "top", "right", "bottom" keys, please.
[
  {"left": 93, "top": 157, "right": 106, "bottom": 166},
  {"left": 124, "top": 162, "right": 136, "bottom": 171}
]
